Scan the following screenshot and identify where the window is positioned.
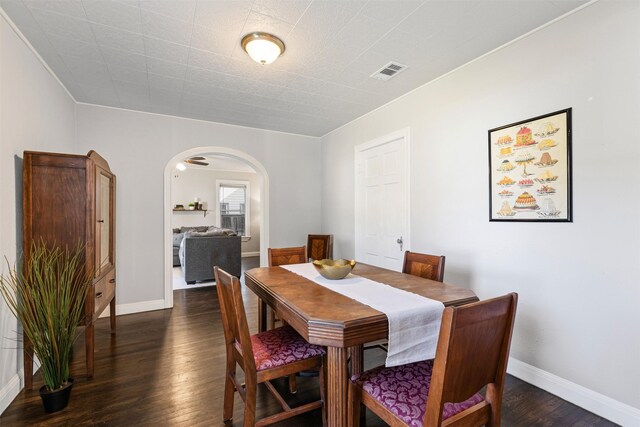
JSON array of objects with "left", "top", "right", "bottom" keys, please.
[{"left": 217, "top": 180, "right": 250, "bottom": 237}]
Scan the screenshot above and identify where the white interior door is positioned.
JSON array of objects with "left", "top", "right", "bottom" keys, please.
[{"left": 355, "top": 129, "right": 410, "bottom": 271}]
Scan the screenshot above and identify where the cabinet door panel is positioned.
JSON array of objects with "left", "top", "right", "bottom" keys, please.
[
  {"left": 29, "top": 164, "right": 87, "bottom": 252},
  {"left": 96, "top": 167, "right": 114, "bottom": 276}
]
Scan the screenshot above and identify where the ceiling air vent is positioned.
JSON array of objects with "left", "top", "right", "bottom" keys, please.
[{"left": 370, "top": 62, "right": 408, "bottom": 81}]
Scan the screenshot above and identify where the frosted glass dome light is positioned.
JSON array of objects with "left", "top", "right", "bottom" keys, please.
[{"left": 241, "top": 32, "right": 285, "bottom": 65}]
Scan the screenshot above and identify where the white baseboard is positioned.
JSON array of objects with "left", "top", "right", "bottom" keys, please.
[
  {"left": 242, "top": 251, "right": 259, "bottom": 257},
  {"left": 0, "top": 371, "right": 22, "bottom": 415},
  {"left": 508, "top": 357, "right": 640, "bottom": 426},
  {"left": 98, "top": 299, "right": 166, "bottom": 318}
]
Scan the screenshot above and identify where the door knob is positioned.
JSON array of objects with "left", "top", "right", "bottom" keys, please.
[{"left": 397, "top": 236, "right": 403, "bottom": 251}]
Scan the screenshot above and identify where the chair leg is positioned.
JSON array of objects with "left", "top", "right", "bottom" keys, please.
[
  {"left": 348, "top": 383, "right": 361, "bottom": 427},
  {"left": 320, "top": 355, "right": 327, "bottom": 427},
  {"left": 223, "top": 372, "right": 235, "bottom": 422},
  {"left": 288, "top": 374, "right": 297, "bottom": 394},
  {"left": 243, "top": 380, "right": 257, "bottom": 427}
]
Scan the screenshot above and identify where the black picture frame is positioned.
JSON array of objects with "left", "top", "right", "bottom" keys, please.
[{"left": 488, "top": 108, "right": 572, "bottom": 222}]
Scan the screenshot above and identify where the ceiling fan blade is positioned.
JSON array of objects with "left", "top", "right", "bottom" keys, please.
[
  {"left": 189, "top": 156, "right": 206, "bottom": 161},
  {"left": 185, "top": 159, "right": 209, "bottom": 166}
]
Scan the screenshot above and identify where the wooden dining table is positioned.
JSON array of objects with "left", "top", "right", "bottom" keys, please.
[{"left": 244, "top": 262, "right": 479, "bottom": 427}]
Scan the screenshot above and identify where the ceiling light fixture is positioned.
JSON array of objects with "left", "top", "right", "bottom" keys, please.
[
  {"left": 241, "top": 32, "right": 285, "bottom": 65},
  {"left": 176, "top": 162, "right": 186, "bottom": 171}
]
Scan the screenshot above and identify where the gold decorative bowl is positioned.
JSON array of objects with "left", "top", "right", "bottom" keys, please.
[{"left": 312, "top": 259, "right": 356, "bottom": 280}]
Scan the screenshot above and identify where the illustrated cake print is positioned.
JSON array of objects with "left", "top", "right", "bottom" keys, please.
[
  {"left": 535, "top": 169, "right": 558, "bottom": 183},
  {"left": 534, "top": 152, "right": 558, "bottom": 167},
  {"left": 514, "top": 126, "right": 536, "bottom": 148},
  {"left": 499, "top": 147, "right": 513, "bottom": 157},
  {"left": 497, "top": 176, "right": 515, "bottom": 186},
  {"left": 516, "top": 152, "right": 535, "bottom": 163},
  {"left": 515, "top": 151, "right": 535, "bottom": 176},
  {"left": 513, "top": 192, "right": 539, "bottom": 210},
  {"left": 537, "top": 185, "right": 556, "bottom": 194},
  {"left": 538, "top": 139, "right": 557, "bottom": 150},
  {"left": 496, "top": 135, "right": 513, "bottom": 145},
  {"left": 518, "top": 178, "right": 534, "bottom": 187},
  {"left": 534, "top": 122, "right": 560, "bottom": 138},
  {"left": 499, "top": 189, "right": 513, "bottom": 197},
  {"left": 498, "top": 201, "right": 516, "bottom": 216},
  {"left": 497, "top": 160, "right": 515, "bottom": 171},
  {"left": 538, "top": 198, "right": 561, "bottom": 217}
]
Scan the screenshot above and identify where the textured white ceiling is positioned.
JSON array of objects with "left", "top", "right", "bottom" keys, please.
[{"left": 1, "top": 0, "right": 588, "bottom": 136}]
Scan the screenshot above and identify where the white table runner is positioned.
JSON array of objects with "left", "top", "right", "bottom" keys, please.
[{"left": 280, "top": 263, "right": 444, "bottom": 367}]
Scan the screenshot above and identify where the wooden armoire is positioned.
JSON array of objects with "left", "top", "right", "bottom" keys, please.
[{"left": 22, "top": 150, "right": 116, "bottom": 389}]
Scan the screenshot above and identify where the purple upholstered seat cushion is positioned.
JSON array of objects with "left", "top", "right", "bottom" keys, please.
[
  {"left": 350, "top": 359, "right": 484, "bottom": 427},
  {"left": 249, "top": 326, "right": 325, "bottom": 371}
]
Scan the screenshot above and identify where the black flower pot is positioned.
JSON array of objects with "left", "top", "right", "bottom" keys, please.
[{"left": 39, "top": 379, "right": 73, "bottom": 413}]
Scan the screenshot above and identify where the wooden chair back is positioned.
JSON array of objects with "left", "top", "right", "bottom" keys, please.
[
  {"left": 402, "top": 251, "right": 446, "bottom": 282},
  {"left": 267, "top": 246, "right": 307, "bottom": 333},
  {"left": 268, "top": 246, "right": 307, "bottom": 267},
  {"left": 424, "top": 293, "right": 518, "bottom": 426},
  {"left": 307, "top": 234, "right": 333, "bottom": 261},
  {"left": 214, "top": 266, "right": 257, "bottom": 375}
]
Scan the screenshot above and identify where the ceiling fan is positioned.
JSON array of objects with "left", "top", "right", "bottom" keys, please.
[{"left": 184, "top": 156, "right": 209, "bottom": 166}]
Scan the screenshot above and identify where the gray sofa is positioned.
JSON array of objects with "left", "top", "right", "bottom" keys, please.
[{"left": 173, "top": 226, "right": 241, "bottom": 284}]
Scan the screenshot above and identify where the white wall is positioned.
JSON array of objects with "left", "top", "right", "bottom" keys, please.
[
  {"left": 0, "top": 14, "right": 76, "bottom": 414},
  {"left": 76, "top": 105, "right": 321, "bottom": 306},
  {"left": 171, "top": 168, "right": 217, "bottom": 228},
  {"left": 321, "top": 0, "right": 640, "bottom": 422},
  {"left": 171, "top": 168, "right": 261, "bottom": 254}
]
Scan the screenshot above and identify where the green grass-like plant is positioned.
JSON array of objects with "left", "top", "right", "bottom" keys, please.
[{"left": 0, "top": 242, "right": 92, "bottom": 391}]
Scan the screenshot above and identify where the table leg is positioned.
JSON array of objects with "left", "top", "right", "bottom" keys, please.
[
  {"left": 349, "top": 345, "right": 363, "bottom": 376},
  {"left": 257, "top": 297, "right": 267, "bottom": 332},
  {"left": 349, "top": 344, "right": 366, "bottom": 425},
  {"left": 327, "top": 346, "right": 349, "bottom": 427}
]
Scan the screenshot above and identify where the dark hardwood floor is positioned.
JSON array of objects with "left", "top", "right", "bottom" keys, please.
[{"left": 1, "top": 257, "right": 616, "bottom": 426}]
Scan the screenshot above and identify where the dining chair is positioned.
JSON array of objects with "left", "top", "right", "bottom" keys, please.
[
  {"left": 307, "top": 234, "right": 333, "bottom": 261},
  {"left": 349, "top": 293, "right": 518, "bottom": 427},
  {"left": 267, "top": 246, "right": 307, "bottom": 329},
  {"left": 267, "top": 245, "right": 309, "bottom": 392},
  {"left": 214, "top": 267, "right": 327, "bottom": 427},
  {"left": 402, "top": 251, "right": 446, "bottom": 282},
  {"left": 268, "top": 246, "right": 307, "bottom": 268}
]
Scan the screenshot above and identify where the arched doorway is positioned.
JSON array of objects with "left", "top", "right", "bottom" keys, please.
[{"left": 163, "top": 147, "right": 269, "bottom": 308}]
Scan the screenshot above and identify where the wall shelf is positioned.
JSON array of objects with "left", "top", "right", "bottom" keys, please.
[{"left": 173, "top": 209, "right": 209, "bottom": 217}]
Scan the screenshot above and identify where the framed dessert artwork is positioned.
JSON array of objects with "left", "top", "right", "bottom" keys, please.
[{"left": 488, "top": 108, "right": 572, "bottom": 222}]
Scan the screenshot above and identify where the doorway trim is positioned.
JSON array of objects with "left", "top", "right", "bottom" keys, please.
[
  {"left": 163, "top": 146, "right": 270, "bottom": 309},
  {"left": 354, "top": 127, "right": 411, "bottom": 271}
]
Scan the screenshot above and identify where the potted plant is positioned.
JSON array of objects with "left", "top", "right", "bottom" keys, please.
[{"left": 0, "top": 242, "right": 92, "bottom": 413}]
